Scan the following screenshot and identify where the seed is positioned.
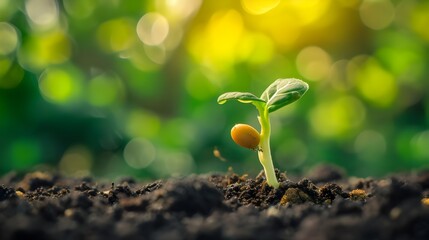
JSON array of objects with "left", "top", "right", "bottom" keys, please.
[{"left": 230, "top": 124, "right": 260, "bottom": 150}]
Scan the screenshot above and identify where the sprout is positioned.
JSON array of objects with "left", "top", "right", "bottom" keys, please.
[{"left": 218, "top": 78, "right": 309, "bottom": 188}]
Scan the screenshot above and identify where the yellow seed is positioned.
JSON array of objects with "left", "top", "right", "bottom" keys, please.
[{"left": 230, "top": 124, "right": 260, "bottom": 150}]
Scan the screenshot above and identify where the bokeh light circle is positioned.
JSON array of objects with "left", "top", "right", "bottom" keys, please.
[
  {"left": 241, "top": 0, "right": 280, "bottom": 15},
  {"left": 38, "top": 67, "right": 80, "bottom": 103},
  {"left": 359, "top": 0, "right": 395, "bottom": 30},
  {"left": 137, "top": 13, "right": 169, "bottom": 46},
  {"left": 0, "top": 22, "right": 19, "bottom": 55},
  {"left": 124, "top": 138, "right": 156, "bottom": 169}
]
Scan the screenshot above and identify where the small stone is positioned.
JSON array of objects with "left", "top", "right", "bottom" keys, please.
[
  {"left": 280, "top": 188, "right": 310, "bottom": 205},
  {"left": 349, "top": 189, "right": 367, "bottom": 201}
]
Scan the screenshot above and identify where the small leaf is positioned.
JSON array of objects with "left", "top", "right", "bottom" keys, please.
[
  {"left": 260, "top": 78, "right": 309, "bottom": 113},
  {"left": 217, "top": 92, "right": 265, "bottom": 105}
]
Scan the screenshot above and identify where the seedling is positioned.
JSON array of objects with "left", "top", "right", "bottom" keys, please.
[{"left": 218, "top": 78, "right": 309, "bottom": 188}]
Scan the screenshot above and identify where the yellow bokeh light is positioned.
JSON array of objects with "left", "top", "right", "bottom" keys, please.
[
  {"left": 253, "top": 15, "right": 300, "bottom": 50},
  {"left": 96, "top": 18, "right": 136, "bottom": 53},
  {"left": 0, "top": 22, "right": 19, "bottom": 55},
  {"left": 243, "top": 0, "right": 334, "bottom": 50},
  {"left": 137, "top": 12, "right": 170, "bottom": 46},
  {"left": 353, "top": 58, "right": 397, "bottom": 107},
  {"left": 241, "top": 0, "right": 280, "bottom": 15},
  {"left": 238, "top": 32, "right": 274, "bottom": 65},
  {"left": 18, "top": 30, "right": 71, "bottom": 70},
  {"left": 310, "top": 96, "right": 366, "bottom": 138},
  {"left": 336, "top": 0, "right": 361, "bottom": 8},
  {"left": 156, "top": 0, "right": 202, "bottom": 20},
  {"left": 188, "top": 9, "right": 245, "bottom": 70},
  {"left": 411, "top": 2, "right": 429, "bottom": 42},
  {"left": 283, "top": 0, "right": 332, "bottom": 26},
  {"left": 296, "top": 46, "right": 332, "bottom": 82},
  {"left": 39, "top": 67, "right": 76, "bottom": 103},
  {"left": 359, "top": 0, "right": 395, "bottom": 30}
]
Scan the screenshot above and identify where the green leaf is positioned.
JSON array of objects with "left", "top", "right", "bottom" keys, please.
[
  {"left": 217, "top": 92, "right": 265, "bottom": 105},
  {"left": 260, "top": 78, "right": 309, "bottom": 113}
]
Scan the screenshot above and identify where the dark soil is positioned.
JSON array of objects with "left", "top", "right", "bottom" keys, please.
[{"left": 1, "top": 165, "right": 429, "bottom": 240}]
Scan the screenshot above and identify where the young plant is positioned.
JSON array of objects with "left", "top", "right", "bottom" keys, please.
[{"left": 218, "top": 78, "right": 309, "bottom": 188}]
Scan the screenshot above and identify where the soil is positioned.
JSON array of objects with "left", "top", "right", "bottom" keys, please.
[{"left": 1, "top": 165, "right": 429, "bottom": 240}]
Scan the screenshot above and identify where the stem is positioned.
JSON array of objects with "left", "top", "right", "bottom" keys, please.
[{"left": 255, "top": 104, "right": 279, "bottom": 189}]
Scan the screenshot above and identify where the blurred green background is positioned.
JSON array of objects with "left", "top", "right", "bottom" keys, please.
[{"left": 1, "top": 0, "right": 428, "bottom": 179}]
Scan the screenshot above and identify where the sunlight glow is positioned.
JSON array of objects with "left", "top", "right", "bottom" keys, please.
[
  {"left": 241, "top": 0, "right": 280, "bottom": 15},
  {"left": 18, "top": 30, "right": 71, "bottom": 70},
  {"left": 187, "top": 10, "right": 245, "bottom": 70},
  {"left": 137, "top": 13, "right": 170, "bottom": 46},
  {"left": 157, "top": 0, "right": 202, "bottom": 20}
]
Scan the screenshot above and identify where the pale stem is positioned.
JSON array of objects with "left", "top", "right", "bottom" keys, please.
[{"left": 256, "top": 105, "right": 279, "bottom": 189}]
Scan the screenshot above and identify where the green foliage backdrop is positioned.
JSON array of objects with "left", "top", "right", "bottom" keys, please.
[{"left": 0, "top": 0, "right": 428, "bottom": 179}]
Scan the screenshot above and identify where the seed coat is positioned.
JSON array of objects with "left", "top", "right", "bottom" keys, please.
[{"left": 230, "top": 124, "right": 260, "bottom": 150}]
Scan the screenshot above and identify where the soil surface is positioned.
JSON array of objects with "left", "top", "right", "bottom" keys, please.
[{"left": 1, "top": 165, "right": 429, "bottom": 240}]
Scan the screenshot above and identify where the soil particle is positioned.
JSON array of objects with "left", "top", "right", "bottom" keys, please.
[
  {"left": 1, "top": 166, "right": 428, "bottom": 240},
  {"left": 0, "top": 185, "right": 16, "bottom": 201},
  {"left": 18, "top": 172, "right": 56, "bottom": 191}
]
